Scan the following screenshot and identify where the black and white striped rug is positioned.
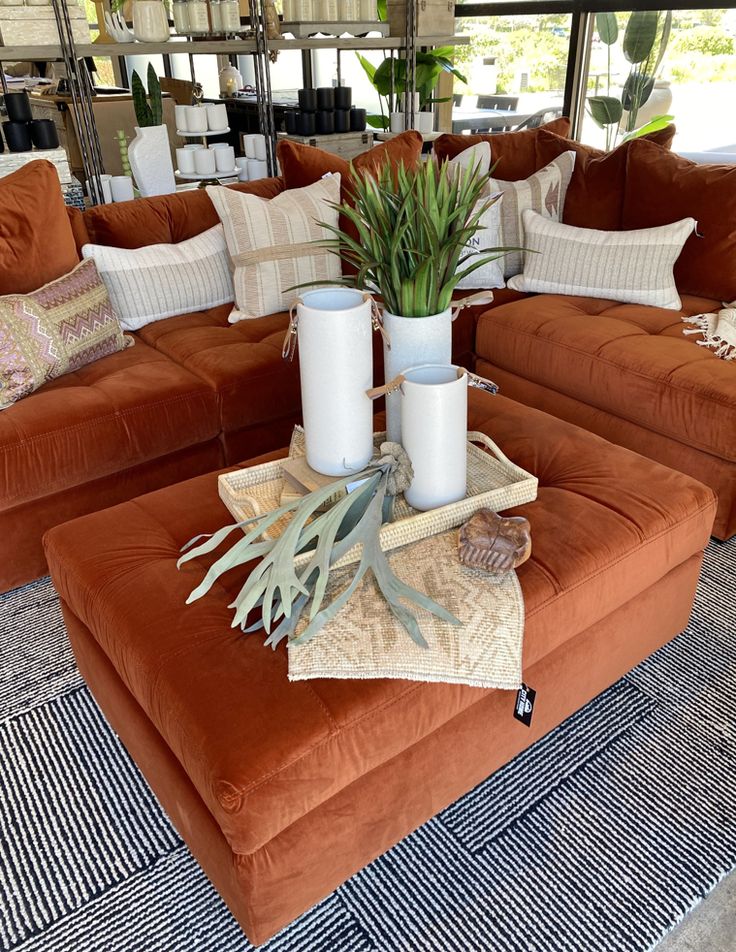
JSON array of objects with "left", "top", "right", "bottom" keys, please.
[{"left": 1, "top": 539, "right": 734, "bottom": 952}]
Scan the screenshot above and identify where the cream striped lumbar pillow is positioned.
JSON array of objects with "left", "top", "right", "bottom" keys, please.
[
  {"left": 507, "top": 210, "right": 696, "bottom": 309},
  {"left": 82, "top": 225, "right": 234, "bottom": 331},
  {"left": 207, "top": 175, "right": 342, "bottom": 320},
  {"left": 491, "top": 151, "right": 576, "bottom": 279}
]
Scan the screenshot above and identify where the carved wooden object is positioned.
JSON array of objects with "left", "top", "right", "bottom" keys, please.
[{"left": 458, "top": 509, "right": 532, "bottom": 574}]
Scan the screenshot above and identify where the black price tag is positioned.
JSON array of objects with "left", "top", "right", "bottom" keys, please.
[{"left": 513, "top": 683, "right": 536, "bottom": 727}]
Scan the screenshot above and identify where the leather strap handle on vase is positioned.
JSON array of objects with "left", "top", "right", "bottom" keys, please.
[
  {"left": 282, "top": 292, "right": 388, "bottom": 362},
  {"left": 367, "top": 368, "right": 499, "bottom": 400}
]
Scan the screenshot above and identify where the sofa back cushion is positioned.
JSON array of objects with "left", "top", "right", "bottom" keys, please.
[
  {"left": 536, "top": 125, "right": 676, "bottom": 231},
  {"left": 433, "top": 117, "right": 571, "bottom": 179},
  {"left": 0, "top": 161, "right": 81, "bottom": 295},
  {"left": 82, "top": 177, "right": 284, "bottom": 248},
  {"left": 277, "top": 131, "right": 423, "bottom": 198},
  {"left": 622, "top": 139, "right": 736, "bottom": 301}
]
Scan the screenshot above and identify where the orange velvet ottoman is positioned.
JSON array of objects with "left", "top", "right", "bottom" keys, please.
[{"left": 43, "top": 392, "right": 717, "bottom": 946}]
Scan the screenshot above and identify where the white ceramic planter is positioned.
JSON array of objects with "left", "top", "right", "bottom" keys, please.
[
  {"left": 297, "top": 289, "right": 374, "bottom": 476},
  {"left": 127, "top": 124, "right": 176, "bottom": 197},
  {"left": 382, "top": 308, "right": 453, "bottom": 443},
  {"left": 400, "top": 364, "right": 468, "bottom": 511},
  {"left": 132, "top": 0, "right": 170, "bottom": 42}
]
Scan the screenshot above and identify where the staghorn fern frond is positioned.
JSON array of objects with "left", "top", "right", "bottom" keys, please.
[{"left": 180, "top": 448, "right": 460, "bottom": 650}]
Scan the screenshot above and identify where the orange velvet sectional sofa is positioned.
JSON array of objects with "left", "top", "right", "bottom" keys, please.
[{"left": 1, "top": 123, "right": 735, "bottom": 593}]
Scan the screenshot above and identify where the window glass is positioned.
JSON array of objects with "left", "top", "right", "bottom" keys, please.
[
  {"left": 580, "top": 9, "right": 736, "bottom": 155},
  {"left": 452, "top": 13, "right": 570, "bottom": 134}
]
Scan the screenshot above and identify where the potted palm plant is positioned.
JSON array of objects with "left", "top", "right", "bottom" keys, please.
[
  {"left": 320, "top": 158, "right": 505, "bottom": 441},
  {"left": 127, "top": 63, "right": 176, "bottom": 197}
]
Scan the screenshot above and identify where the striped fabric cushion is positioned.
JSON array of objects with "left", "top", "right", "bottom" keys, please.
[
  {"left": 207, "top": 176, "right": 342, "bottom": 320},
  {"left": 492, "top": 151, "right": 576, "bottom": 278},
  {"left": 508, "top": 210, "right": 696, "bottom": 309},
  {"left": 82, "top": 225, "right": 234, "bottom": 331},
  {"left": 0, "top": 258, "right": 131, "bottom": 409}
]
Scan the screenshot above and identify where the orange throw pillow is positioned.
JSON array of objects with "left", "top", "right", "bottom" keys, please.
[
  {"left": 0, "top": 161, "right": 81, "bottom": 295},
  {"left": 433, "top": 117, "right": 571, "bottom": 179},
  {"left": 82, "top": 177, "right": 284, "bottom": 248},
  {"left": 622, "top": 139, "right": 736, "bottom": 302},
  {"left": 536, "top": 125, "right": 676, "bottom": 231},
  {"left": 277, "top": 130, "right": 423, "bottom": 199}
]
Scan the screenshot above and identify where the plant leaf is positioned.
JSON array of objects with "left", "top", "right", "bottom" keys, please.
[
  {"left": 623, "top": 10, "right": 659, "bottom": 64},
  {"left": 587, "top": 95, "right": 623, "bottom": 128},
  {"left": 596, "top": 11, "right": 618, "bottom": 46}
]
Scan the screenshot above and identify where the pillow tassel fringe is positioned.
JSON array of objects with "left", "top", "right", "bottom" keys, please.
[{"left": 682, "top": 302, "right": 736, "bottom": 361}]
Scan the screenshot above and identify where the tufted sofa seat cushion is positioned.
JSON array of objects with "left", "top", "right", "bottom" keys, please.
[
  {"left": 0, "top": 337, "right": 219, "bottom": 511},
  {"left": 476, "top": 294, "right": 736, "bottom": 462},
  {"left": 43, "top": 392, "right": 716, "bottom": 858},
  {"left": 135, "top": 304, "right": 301, "bottom": 436}
]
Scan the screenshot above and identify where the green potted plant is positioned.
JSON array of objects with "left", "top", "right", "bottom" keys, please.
[
  {"left": 319, "top": 158, "right": 506, "bottom": 441},
  {"left": 588, "top": 11, "right": 674, "bottom": 150},
  {"left": 356, "top": 48, "right": 467, "bottom": 131},
  {"left": 126, "top": 63, "right": 176, "bottom": 197}
]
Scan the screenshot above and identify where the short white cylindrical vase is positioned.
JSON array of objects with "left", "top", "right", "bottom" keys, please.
[
  {"left": 297, "top": 288, "right": 374, "bottom": 476},
  {"left": 110, "top": 176, "right": 135, "bottom": 202},
  {"left": 400, "top": 365, "right": 468, "bottom": 511},
  {"left": 382, "top": 308, "right": 453, "bottom": 443}
]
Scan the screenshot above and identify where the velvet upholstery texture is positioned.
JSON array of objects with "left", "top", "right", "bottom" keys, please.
[
  {"left": 432, "top": 117, "right": 571, "bottom": 178},
  {"left": 0, "top": 336, "right": 219, "bottom": 510},
  {"left": 82, "top": 178, "right": 284, "bottom": 248},
  {"left": 475, "top": 293, "right": 733, "bottom": 460},
  {"left": 622, "top": 140, "right": 736, "bottom": 301},
  {"left": 44, "top": 393, "right": 715, "bottom": 943},
  {"left": 535, "top": 126, "right": 675, "bottom": 230},
  {"left": 277, "top": 131, "right": 423, "bottom": 198},
  {"left": 60, "top": 552, "right": 704, "bottom": 946},
  {"left": 43, "top": 393, "right": 716, "bottom": 858},
  {"left": 0, "top": 161, "right": 81, "bottom": 294}
]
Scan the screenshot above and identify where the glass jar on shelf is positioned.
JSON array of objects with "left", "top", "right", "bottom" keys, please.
[
  {"left": 218, "top": 0, "right": 241, "bottom": 32},
  {"left": 208, "top": 0, "right": 222, "bottom": 32},
  {"left": 172, "top": 0, "right": 190, "bottom": 34},
  {"left": 186, "top": 0, "right": 210, "bottom": 33}
]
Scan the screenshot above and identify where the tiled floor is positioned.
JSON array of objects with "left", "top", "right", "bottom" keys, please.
[{"left": 656, "top": 873, "right": 736, "bottom": 951}]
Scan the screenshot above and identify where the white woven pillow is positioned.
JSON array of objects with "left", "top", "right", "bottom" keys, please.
[
  {"left": 207, "top": 175, "right": 342, "bottom": 320},
  {"left": 508, "top": 210, "right": 696, "bottom": 310},
  {"left": 82, "top": 224, "right": 234, "bottom": 332},
  {"left": 445, "top": 142, "right": 504, "bottom": 291},
  {"left": 492, "top": 151, "right": 576, "bottom": 278}
]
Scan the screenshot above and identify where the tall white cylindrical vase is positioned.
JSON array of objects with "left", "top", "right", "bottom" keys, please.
[
  {"left": 297, "top": 289, "right": 374, "bottom": 476},
  {"left": 401, "top": 365, "right": 468, "bottom": 511},
  {"left": 382, "top": 308, "right": 453, "bottom": 443}
]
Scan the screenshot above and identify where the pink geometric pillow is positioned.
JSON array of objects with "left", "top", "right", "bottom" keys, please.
[{"left": 0, "top": 258, "right": 131, "bottom": 409}]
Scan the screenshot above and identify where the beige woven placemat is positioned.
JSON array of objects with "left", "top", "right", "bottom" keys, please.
[{"left": 287, "top": 530, "right": 524, "bottom": 690}]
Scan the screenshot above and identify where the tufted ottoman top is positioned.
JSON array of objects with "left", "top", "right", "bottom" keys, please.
[
  {"left": 476, "top": 294, "right": 736, "bottom": 462},
  {"left": 44, "top": 392, "right": 716, "bottom": 857}
]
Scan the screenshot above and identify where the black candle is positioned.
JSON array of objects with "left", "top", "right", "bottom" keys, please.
[
  {"left": 350, "top": 108, "right": 367, "bottom": 132},
  {"left": 316, "top": 87, "right": 335, "bottom": 111},
  {"left": 316, "top": 111, "right": 335, "bottom": 135},
  {"left": 296, "top": 111, "right": 316, "bottom": 136},
  {"left": 4, "top": 92, "right": 32, "bottom": 123},
  {"left": 334, "top": 110, "right": 350, "bottom": 133},
  {"left": 29, "top": 119, "right": 59, "bottom": 150},
  {"left": 284, "top": 109, "right": 298, "bottom": 134},
  {"left": 334, "top": 86, "right": 352, "bottom": 111},
  {"left": 297, "top": 88, "right": 317, "bottom": 113},
  {"left": 3, "top": 122, "right": 32, "bottom": 153}
]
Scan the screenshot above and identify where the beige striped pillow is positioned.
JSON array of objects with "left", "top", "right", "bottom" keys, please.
[
  {"left": 492, "top": 151, "right": 576, "bottom": 278},
  {"left": 82, "top": 225, "right": 234, "bottom": 331},
  {"left": 207, "top": 175, "right": 341, "bottom": 320},
  {"left": 508, "top": 210, "right": 696, "bottom": 309}
]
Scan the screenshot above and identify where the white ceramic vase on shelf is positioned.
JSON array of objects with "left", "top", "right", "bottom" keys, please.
[
  {"left": 297, "top": 288, "right": 374, "bottom": 477},
  {"left": 127, "top": 125, "right": 176, "bottom": 196},
  {"left": 132, "top": 0, "right": 171, "bottom": 42},
  {"left": 400, "top": 364, "right": 468, "bottom": 511},
  {"left": 382, "top": 308, "right": 453, "bottom": 443}
]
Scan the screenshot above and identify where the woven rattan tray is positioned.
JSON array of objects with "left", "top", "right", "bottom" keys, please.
[{"left": 218, "top": 429, "right": 537, "bottom": 570}]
